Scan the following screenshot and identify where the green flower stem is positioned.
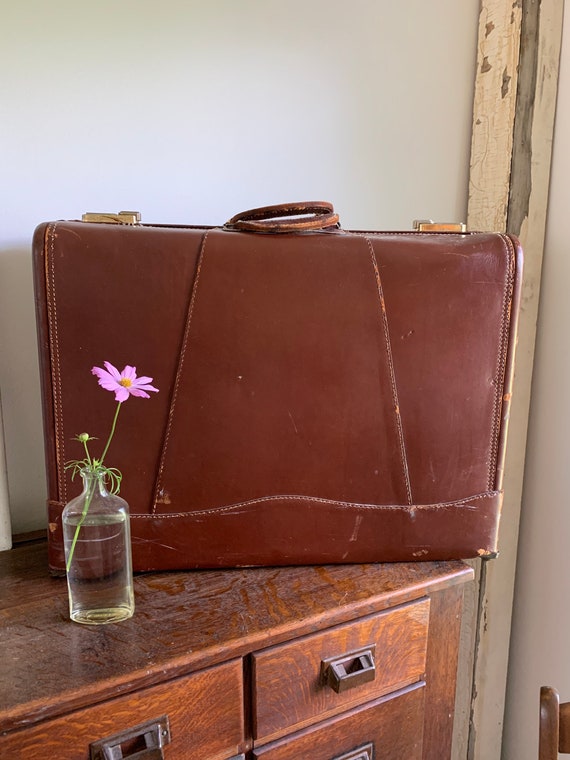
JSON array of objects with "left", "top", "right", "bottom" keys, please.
[
  {"left": 82, "top": 438, "right": 92, "bottom": 467},
  {"left": 65, "top": 401, "right": 122, "bottom": 572},
  {"left": 65, "top": 474, "right": 97, "bottom": 573},
  {"left": 99, "top": 402, "right": 122, "bottom": 466}
]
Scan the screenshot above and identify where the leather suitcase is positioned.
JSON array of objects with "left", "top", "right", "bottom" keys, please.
[{"left": 33, "top": 201, "right": 523, "bottom": 572}]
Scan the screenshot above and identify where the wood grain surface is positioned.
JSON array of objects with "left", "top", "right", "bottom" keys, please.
[
  {"left": 252, "top": 684, "right": 425, "bottom": 760},
  {"left": 1, "top": 541, "right": 471, "bottom": 733},
  {"left": 0, "top": 540, "right": 473, "bottom": 759},
  {"left": 0, "top": 659, "right": 244, "bottom": 759},
  {"left": 253, "top": 599, "right": 429, "bottom": 741}
]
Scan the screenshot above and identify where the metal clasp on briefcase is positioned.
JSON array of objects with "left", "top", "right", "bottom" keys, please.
[
  {"left": 413, "top": 219, "right": 467, "bottom": 232},
  {"left": 82, "top": 210, "right": 141, "bottom": 225}
]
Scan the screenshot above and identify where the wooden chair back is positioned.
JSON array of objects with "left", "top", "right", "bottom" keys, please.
[{"left": 540, "top": 686, "right": 570, "bottom": 759}]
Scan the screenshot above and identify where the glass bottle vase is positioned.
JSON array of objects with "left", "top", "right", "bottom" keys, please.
[{"left": 62, "top": 468, "right": 134, "bottom": 625}]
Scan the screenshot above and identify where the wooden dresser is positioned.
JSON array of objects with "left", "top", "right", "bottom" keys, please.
[{"left": 0, "top": 539, "right": 472, "bottom": 759}]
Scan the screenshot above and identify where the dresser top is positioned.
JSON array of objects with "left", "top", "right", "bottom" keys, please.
[{"left": 0, "top": 539, "right": 472, "bottom": 732}]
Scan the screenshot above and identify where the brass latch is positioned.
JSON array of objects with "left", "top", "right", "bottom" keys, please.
[
  {"left": 82, "top": 210, "right": 141, "bottom": 225},
  {"left": 413, "top": 219, "right": 467, "bottom": 233}
]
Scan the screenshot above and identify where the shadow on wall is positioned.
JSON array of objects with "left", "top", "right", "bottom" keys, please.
[
  {"left": 0, "top": 245, "right": 47, "bottom": 535},
  {"left": 0, "top": 380, "right": 11, "bottom": 549}
]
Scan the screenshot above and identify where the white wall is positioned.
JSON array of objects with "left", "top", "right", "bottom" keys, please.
[
  {"left": 0, "top": 0, "right": 479, "bottom": 534},
  {"left": 502, "top": 7, "right": 570, "bottom": 759}
]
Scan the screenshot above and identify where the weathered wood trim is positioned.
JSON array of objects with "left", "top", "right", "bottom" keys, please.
[
  {"left": 451, "top": 558, "right": 482, "bottom": 759},
  {"left": 461, "top": 1, "right": 564, "bottom": 759},
  {"left": 467, "top": 0, "right": 522, "bottom": 233},
  {"left": 507, "top": 0, "right": 540, "bottom": 234}
]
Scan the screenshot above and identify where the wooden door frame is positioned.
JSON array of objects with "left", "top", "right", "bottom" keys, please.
[{"left": 453, "top": 1, "right": 564, "bottom": 758}]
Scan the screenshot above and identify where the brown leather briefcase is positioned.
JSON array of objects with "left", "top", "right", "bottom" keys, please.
[{"left": 33, "top": 201, "right": 523, "bottom": 572}]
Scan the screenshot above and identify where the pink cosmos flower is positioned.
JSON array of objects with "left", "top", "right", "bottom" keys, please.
[{"left": 91, "top": 362, "right": 159, "bottom": 403}]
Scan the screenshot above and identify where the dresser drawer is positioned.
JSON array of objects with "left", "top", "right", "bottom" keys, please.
[
  {"left": 0, "top": 659, "right": 244, "bottom": 760},
  {"left": 252, "top": 598, "right": 429, "bottom": 741},
  {"left": 252, "top": 682, "right": 425, "bottom": 760}
]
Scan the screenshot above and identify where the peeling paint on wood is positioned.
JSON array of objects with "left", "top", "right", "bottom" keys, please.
[
  {"left": 507, "top": 0, "right": 540, "bottom": 236},
  {"left": 468, "top": 0, "right": 523, "bottom": 233},
  {"left": 501, "top": 67, "right": 511, "bottom": 98},
  {"left": 462, "top": 1, "right": 564, "bottom": 759}
]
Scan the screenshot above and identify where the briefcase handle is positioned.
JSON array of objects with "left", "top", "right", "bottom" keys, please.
[{"left": 224, "top": 200, "right": 340, "bottom": 233}]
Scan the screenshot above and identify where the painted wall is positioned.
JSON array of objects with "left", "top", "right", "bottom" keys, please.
[
  {"left": 502, "top": 6, "right": 570, "bottom": 759},
  {"left": 0, "top": 0, "right": 480, "bottom": 536}
]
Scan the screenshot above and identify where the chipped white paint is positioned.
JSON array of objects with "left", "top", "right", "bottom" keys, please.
[
  {"left": 457, "top": 1, "right": 564, "bottom": 759},
  {"left": 455, "top": 2, "right": 523, "bottom": 754},
  {"left": 468, "top": 0, "right": 522, "bottom": 233}
]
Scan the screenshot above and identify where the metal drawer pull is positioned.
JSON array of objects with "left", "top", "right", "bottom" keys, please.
[
  {"left": 332, "top": 742, "right": 373, "bottom": 760},
  {"left": 90, "top": 715, "right": 171, "bottom": 759},
  {"left": 321, "top": 646, "right": 376, "bottom": 694}
]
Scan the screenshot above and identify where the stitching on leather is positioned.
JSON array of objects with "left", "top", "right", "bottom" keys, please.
[
  {"left": 353, "top": 231, "right": 515, "bottom": 493},
  {"left": 45, "top": 224, "right": 67, "bottom": 503},
  {"left": 151, "top": 231, "right": 209, "bottom": 514},
  {"left": 51, "top": 490, "right": 500, "bottom": 516},
  {"left": 365, "top": 237, "right": 413, "bottom": 505},
  {"left": 125, "top": 490, "right": 500, "bottom": 519},
  {"left": 487, "top": 235, "right": 516, "bottom": 490}
]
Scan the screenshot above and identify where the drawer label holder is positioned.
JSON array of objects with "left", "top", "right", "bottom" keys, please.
[
  {"left": 320, "top": 646, "right": 376, "bottom": 694},
  {"left": 332, "top": 742, "right": 374, "bottom": 760},
  {"left": 89, "top": 715, "right": 171, "bottom": 760}
]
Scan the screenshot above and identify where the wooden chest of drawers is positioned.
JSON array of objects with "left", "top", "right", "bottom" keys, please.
[{"left": 0, "top": 540, "right": 472, "bottom": 759}]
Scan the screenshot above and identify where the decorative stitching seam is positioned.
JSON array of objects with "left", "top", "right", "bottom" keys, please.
[
  {"left": 51, "top": 491, "right": 500, "bottom": 516},
  {"left": 151, "top": 231, "right": 209, "bottom": 513},
  {"left": 352, "top": 231, "right": 515, "bottom": 493},
  {"left": 365, "top": 237, "right": 413, "bottom": 505},
  {"left": 126, "top": 490, "right": 500, "bottom": 518},
  {"left": 487, "top": 235, "right": 516, "bottom": 490},
  {"left": 45, "top": 224, "right": 67, "bottom": 504}
]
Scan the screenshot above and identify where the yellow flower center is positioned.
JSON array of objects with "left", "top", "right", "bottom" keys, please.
[{"left": 119, "top": 378, "right": 133, "bottom": 388}]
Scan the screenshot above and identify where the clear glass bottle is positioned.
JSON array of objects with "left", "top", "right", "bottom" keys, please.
[{"left": 62, "top": 468, "right": 134, "bottom": 625}]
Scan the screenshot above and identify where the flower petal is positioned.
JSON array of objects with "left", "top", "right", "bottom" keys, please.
[
  {"left": 91, "top": 365, "right": 109, "bottom": 381},
  {"left": 114, "top": 387, "right": 130, "bottom": 402},
  {"left": 93, "top": 363, "right": 158, "bottom": 401},
  {"left": 128, "top": 388, "right": 151, "bottom": 398},
  {"left": 102, "top": 361, "right": 122, "bottom": 381},
  {"left": 121, "top": 365, "right": 137, "bottom": 381},
  {"left": 98, "top": 378, "right": 121, "bottom": 391},
  {"left": 92, "top": 366, "right": 121, "bottom": 392},
  {"left": 132, "top": 381, "right": 159, "bottom": 393}
]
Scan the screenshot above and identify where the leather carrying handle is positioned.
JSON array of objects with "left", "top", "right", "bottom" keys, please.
[{"left": 224, "top": 201, "right": 340, "bottom": 233}]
